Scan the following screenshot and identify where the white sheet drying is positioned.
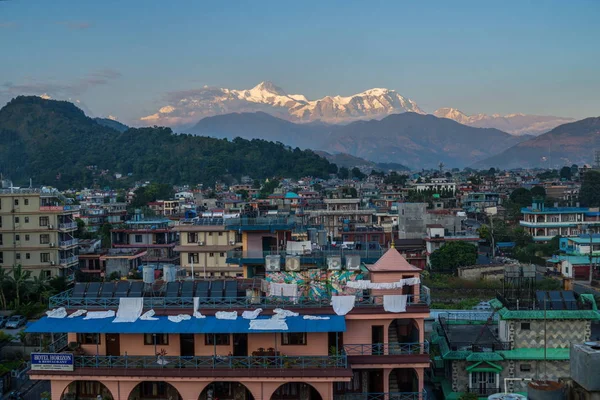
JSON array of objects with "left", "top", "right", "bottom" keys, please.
[
  {"left": 215, "top": 311, "right": 238, "bottom": 320},
  {"left": 84, "top": 310, "right": 115, "bottom": 320},
  {"left": 46, "top": 307, "right": 67, "bottom": 318},
  {"left": 140, "top": 310, "right": 159, "bottom": 321},
  {"left": 331, "top": 296, "right": 355, "bottom": 316},
  {"left": 383, "top": 295, "right": 408, "bottom": 312},
  {"left": 113, "top": 297, "right": 143, "bottom": 323},
  {"left": 303, "top": 315, "right": 330, "bottom": 320},
  {"left": 68, "top": 310, "right": 87, "bottom": 318},
  {"left": 242, "top": 308, "right": 263, "bottom": 320},
  {"left": 249, "top": 319, "right": 289, "bottom": 330},
  {"left": 346, "top": 277, "right": 420, "bottom": 290},
  {"left": 272, "top": 308, "right": 299, "bottom": 319},
  {"left": 193, "top": 297, "right": 206, "bottom": 318},
  {"left": 168, "top": 314, "right": 192, "bottom": 323}
]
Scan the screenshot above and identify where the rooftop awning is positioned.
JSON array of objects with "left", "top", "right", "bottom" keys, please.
[{"left": 25, "top": 315, "right": 345, "bottom": 334}]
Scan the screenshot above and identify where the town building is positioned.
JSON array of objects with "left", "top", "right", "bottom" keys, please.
[
  {"left": 423, "top": 224, "right": 479, "bottom": 266},
  {"left": 307, "top": 199, "right": 376, "bottom": 242},
  {"left": 0, "top": 188, "right": 78, "bottom": 279},
  {"left": 28, "top": 248, "right": 430, "bottom": 400},
  {"left": 462, "top": 192, "right": 500, "bottom": 214}
]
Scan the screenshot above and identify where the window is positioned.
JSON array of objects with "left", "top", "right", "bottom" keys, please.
[
  {"left": 15, "top": 234, "right": 20, "bottom": 241},
  {"left": 0, "top": 252, "right": 2, "bottom": 263},
  {"left": 208, "top": 232, "right": 213, "bottom": 236},
  {"left": 24, "top": 217, "right": 29, "bottom": 223},
  {"left": 42, "top": 270, "right": 51, "bottom": 278},
  {"left": 144, "top": 334, "right": 168, "bottom": 345},
  {"left": 520, "top": 364, "right": 532, "bottom": 372},
  {"left": 135, "top": 235, "right": 143, "bottom": 243},
  {"left": 282, "top": 332, "right": 307, "bottom": 345},
  {"left": 209, "top": 253, "right": 214, "bottom": 257},
  {"left": 14, "top": 199, "right": 18, "bottom": 206},
  {"left": 77, "top": 333, "right": 101, "bottom": 344},
  {"left": 219, "top": 252, "right": 225, "bottom": 257},
  {"left": 24, "top": 199, "right": 28, "bottom": 206},
  {"left": 0, "top": 217, "right": 2, "bottom": 228},
  {"left": 25, "top": 253, "right": 30, "bottom": 260},
  {"left": 0, "top": 234, "right": 2, "bottom": 245},
  {"left": 40, "top": 234, "right": 50, "bottom": 244},
  {"left": 218, "top": 232, "right": 223, "bottom": 236},
  {"left": 14, "top": 217, "right": 19, "bottom": 223},
  {"left": 25, "top": 234, "right": 29, "bottom": 241},
  {"left": 188, "top": 253, "right": 199, "bottom": 263},
  {"left": 40, "top": 253, "right": 50, "bottom": 263},
  {"left": 521, "top": 322, "right": 531, "bottom": 330},
  {"left": 15, "top": 253, "right": 20, "bottom": 260},
  {"left": 39, "top": 217, "right": 49, "bottom": 227},
  {"left": 205, "top": 334, "right": 230, "bottom": 345},
  {"left": 187, "top": 232, "right": 197, "bottom": 243}
]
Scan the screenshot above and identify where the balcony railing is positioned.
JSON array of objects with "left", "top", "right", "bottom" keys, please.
[
  {"left": 344, "top": 342, "right": 429, "bottom": 356},
  {"left": 224, "top": 217, "right": 296, "bottom": 229},
  {"left": 59, "top": 256, "right": 78, "bottom": 266},
  {"left": 334, "top": 392, "right": 426, "bottom": 400},
  {"left": 59, "top": 239, "right": 78, "bottom": 247},
  {"left": 446, "top": 341, "right": 511, "bottom": 352},
  {"left": 227, "top": 249, "right": 386, "bottom": 263},
  {"left": 71, "top": 354, "right": 346, "bottom": 369},
  {"left": 58, "top": 222, "right": 78, "bottom": 230},
  {"left": 49, "top": 291, "right": 429, "bottom": 310}
]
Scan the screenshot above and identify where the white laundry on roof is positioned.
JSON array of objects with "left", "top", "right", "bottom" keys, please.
[
  {"left": 84, "top": 310, "right": 116, "bottom": 320},
  {"left": 113, "top": 297, "right": 144, "bottom": 323},
  {"left": 215, "top": 311, "right": 238, "bottom": 320},
  {"left": 383, "top": 295, "right": 408, "bottom": 313},
  {"left": 242, "top": 308, "right": 263, "bottom": 320},
  {"left": 168, "top": 314, "right": 192, "bottom": 323},
  {"left": 331, "top": 296, "right": 355, "bottom": 316},
  {"left": 46, "top": 308, "right": 67, "bottom": 319},
  {"left": 249, "top": 319, "right": 288, "bottom": 330},
  {"left": 140, "top": 310, "right": 159, "bottom": 321}
]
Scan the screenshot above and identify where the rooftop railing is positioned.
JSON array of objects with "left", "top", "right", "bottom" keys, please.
[
  {"left": 72, "top": 354, "right": 346, "bottom": 369},
  {"left": 333, "top": 392, "right": 426, "bottom": 400},
  {"left": 59, "top": 239, "right": 78, "bottom": 248},
  {"left": 226, "top": 249, "right": 385, "bottom": 263},
  {"left": 58, "top": 222, "right": 78, "bottom": 230},
  {"left": 49, "top": 291, "right": 429, "bottom": 310},
  {"left": 224, "top": 217, "right": 296, "bottom": 228},
  {"left": 343, "top": 342, "right": 429, "bottom": 356}
]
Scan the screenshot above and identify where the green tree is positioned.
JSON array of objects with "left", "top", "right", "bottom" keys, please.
[
  {"left": 580, "top": 170, "right": 600, "bottom": 207},
  {"left": 531, "top": 185, "right": 546, "bottom": 199},
  {"left": 236, "top": 189, "right": 249, "bottom": 200},
  {"left": 0, "top": 269, "right": 8, "bottom": 309},
  {"left": 512, "top": 227, "right": 533, "bottom": 247},
  {"left": 560, "top": 166, "right": 572, "bottom": 180},
  {"left": 383, "top": 172, "right": 407, "bottom": 186},
  {"left": 351, "top": 167, "right": 366, "bottom": 180},
  {"left": 9, "top": 264, "right": 31, "bottom": 308},
  {"left": 29, "top": 271, "right": 51, "bottom": 304},
  {"left": 509, "top": 188, "right": 533, "bottom": 207},
  {"left": 338, "top": 167, "right": 350, "bottom": 180},
  {"left": 98, "top": 223, "right": 113, "bottom": 248},
  {"left": 429, "top": 242, "right": 477, "bottom": 272}
]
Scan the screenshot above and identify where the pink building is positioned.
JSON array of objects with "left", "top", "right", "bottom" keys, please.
[{"left": 29, "top": 248, "right": 430, "bottom": 400}]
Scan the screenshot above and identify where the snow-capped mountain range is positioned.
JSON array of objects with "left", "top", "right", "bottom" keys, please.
[
  {"left": 140, "top": 81, "right": 572, "bottom": 135},
  {"left": 141, "top": 81, "right": 424, "bottom": 126},
  {"left": 433, "top": 107, "right": 574, "bottom": 136}
]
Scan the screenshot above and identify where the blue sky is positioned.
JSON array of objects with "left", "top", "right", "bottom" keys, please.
[{"left": 1, "top": 0, "right": 599, "bottom": 125}]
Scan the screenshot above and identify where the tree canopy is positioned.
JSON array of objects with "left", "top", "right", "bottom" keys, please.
[
  {"left": 580, "top": 170, "right": 600, "bottom": 207},
  {"left": 531, "top": 185, "right": 546, "bottom": 198},
  {"left": 429, "top": 242, "right": 477, "bottom": 272},
  {"left": 509, "top": 187, "right": 533, "bottom": 207}
]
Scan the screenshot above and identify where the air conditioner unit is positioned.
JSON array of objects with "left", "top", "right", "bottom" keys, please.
[
  {"left": 48, "top": 225, "right": 54, "bottom": 229},
  {"left": 345, "top": 255, "right": 361, "bottom": 271},
  {"left": 229, "top": 241, "right": 236, "bottom": 245},
  {"left": 265, "top": 255, "right": 281, "bottom": 272},
  {"left": 327, "top": 256, "right": 342, "bottom": 271},
  {"left": 50, "top": 261, "right": 56, "bottom": 266},
  {"left": 49, "top": 243, "right": 55, "bottom": 247},
  {"left": 198, "top": 241, "right": 205, "bottom": 246},
  {"left": 285, "top": 256, "right": 300, "bottom": 272}
]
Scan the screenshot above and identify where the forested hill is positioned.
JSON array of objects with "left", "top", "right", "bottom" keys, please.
[{"left": 0, "top": 96, "right": 338, "bottom": 188}]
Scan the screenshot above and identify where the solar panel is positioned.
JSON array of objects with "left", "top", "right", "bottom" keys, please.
[
  {"left": 115, "top": 281, "right": 130, "bottom": 298},
  {"left": 210, "top": 280, "right": 224, "bottom": 300},
  {"left": 72, "top": 282, "right": 87, "bottom": 297},
  {"left": 548, "top": 291, "right": 565, "bottom": 310},
  {"left": 128, "top": 281, "right": 144, "bottom": 297},
  {"left": 181, "top": 281, "right": 195, "bottom": 298},
  {"left": 100, "top": 283, "right": 115, "bottom": 298},
  {"left": 85, "top": 282, "right": 101, "bottom": 299},
  {"left": 166, "top": 281, "right": 180, "bottom": 297},
  {"left": 224, "top": 280, "right": 237, "bottom": 298},
  {"left": 196, "top": 281, "right": 210, "bottom": 298},
  {"left": 536, "top": 291, "right": 548, "bottom": 310},
  {"left": 562, "top": 291, "right": 578, "bottom": 310}
]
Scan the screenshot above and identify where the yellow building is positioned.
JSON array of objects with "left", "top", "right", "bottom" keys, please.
[{"left": 0, "top": 188, "right": 78, "bottom": 279}]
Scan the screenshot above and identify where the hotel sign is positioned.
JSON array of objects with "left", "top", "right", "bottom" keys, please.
[{"left": 31, "top": 353, "right": 74, "bottom": 371}]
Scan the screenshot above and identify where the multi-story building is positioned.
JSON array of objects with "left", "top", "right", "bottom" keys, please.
[
  {"left": 410, "top": 179, "right": 456, "bottom": 194},
  {"left": 423, "top": 224, "right": 479, "bottom": 266},
  {"left": 520, "top": 200, "right": 600, "bottom": 242},
  {"left": 28, "top": 248, "right": 430, "bottom": 400},
  {"left": 174, "top": 218, "right": 243, "bottom": 278},
  {"left": 308, "top": 199, "right": 376, "bottom": 241},
  {"left": 79, "top": 202, "right": 127, "bottom": 233},
  {"left": 0, "top": 188, "right": 78, "bottom": 279},
  {"left": 431, "top": 281, "right": 598, "bottom": 398},
  {"left": 462, "top": 192, "right": 500, "bottom": 214},
  {"left": 111, "top": 217, "right": 178, "bottom": 264}
]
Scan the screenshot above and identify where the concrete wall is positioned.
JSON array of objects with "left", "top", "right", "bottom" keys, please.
[
  {"left": 508, "top": 320, "right": 591, "bottom": 348},
  {"left": 457, "top": 265, "right": 506, "bottom": 280}
]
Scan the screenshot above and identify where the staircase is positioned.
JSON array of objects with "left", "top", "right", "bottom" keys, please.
[
  {"left": 389, "top": 370, "right": 400, "bottom": 392},
  {"left": 388, "top": 321, "right": 399, "bottom": 354}
]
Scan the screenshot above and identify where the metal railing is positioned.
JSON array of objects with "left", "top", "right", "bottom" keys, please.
[
  {"left": 343, "top": 342, "right": 429, "bottom": 356},
  {"left": 446, "top": 341, "right": 511, "bottom": 352},
  {"left": 49, "top": 291, "right": 429, "bottom": 309},
  {"left": 48, "top": 334, "right": 68, "bottom": 353},
  {"left": 227, "top": 249, "right": 386, "bottom": 261},
  {"left": 58, "top": 222, "right": 78, "bottom": 230},
  {"left": 334, "top": 392, "right": 426, "bottom": 400},
  {"left": 73, "top": 354, "right": 346, "bottom": 369},
  {"left": 59, "top": 239, "right": 78, "bottom": 247},
  {"left": 59, "top": 256, "right": 78, "bottom": 266},
  {"left": 224, "top": 217, "right": 296, "bottom": 228}
]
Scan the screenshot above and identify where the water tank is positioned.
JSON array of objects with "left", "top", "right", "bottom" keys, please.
[
  {"left": 163, "top": 265, "right": 177, "bottom": 282},
  {"left": 571, "top": 342, "right": 600, "bottom": 391},
  {"left": 527, "top": 380, "right": 564, "bottom": 400},
  {"left": 307, "top": 228, "right": 317, "bottom": 243},
  {"left": 142, "top": 266, "right": 155, "bottom": 284},
  {"left": 488, "top": 394, "right": 527, "bottom": 400},
  {"left": 317, "top": 230, "right": 328, "bottom": 246}
]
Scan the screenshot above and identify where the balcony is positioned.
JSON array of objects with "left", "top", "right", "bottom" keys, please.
[
  {"left": 344, "top": 342, "right": 429, "bottom": 356},
  {"left": 49, "top": 292, "right": 429, "bottom": 310},
  {"left": 334, "top": 392, "right": 426, "bottom": 400},
  {"left": 59, "top": 256, "right": 78, "bottom": 266},
  {"left": 58, "top": 222, "right": 78, "bottom": 231},
  {"left": 226, "top": 249, "right": 386, "bottom": 265},
  {"left": 59, "top": 239, "right": 79, "bottom": 248},
  {"left": 468, "top": 388, "right": 500, "bottom": 397},
  {"left": 224, "top": 217, "right": 296, "bottom": 231},
  {"left": 519, "top": 220, "right": 581, "bottom": 228}
]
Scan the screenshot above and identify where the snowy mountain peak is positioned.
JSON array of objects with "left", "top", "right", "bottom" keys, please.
[{"left": 251, "top": 81, "right": 287, "bottom": 95}]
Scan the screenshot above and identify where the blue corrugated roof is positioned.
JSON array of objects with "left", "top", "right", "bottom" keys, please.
[{"left": 26, "top": 315, "right": 345, "bottom": 334}]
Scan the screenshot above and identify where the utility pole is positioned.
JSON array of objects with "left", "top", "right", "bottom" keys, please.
[{"left": 583, "top": 224, "right": 593, "bottom": 285}]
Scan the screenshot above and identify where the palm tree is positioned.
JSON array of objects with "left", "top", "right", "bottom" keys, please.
[
  {"left": 10, "top": 264, "right": 31, "bottom": 308},
  {"left": 0, "top": 268, "right": 8, "bottom": 309},
  {"left": 30, "top": 271, "right": 51, "bottom": 304}
]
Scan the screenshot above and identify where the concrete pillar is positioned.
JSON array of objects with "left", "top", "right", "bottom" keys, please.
[
  {"left": 50, "top": 380, "right": 70, "bottom": 400},
  {"left": 415, "top": 319, "right": 425, "bottom": 344},
  {"left": 168, "top": 381, "right": 208, "bottom": 400},
  {"left": 416, "top": 367, "right": 425, "bottom": 393},
  {"left": 384, "top": 368, "right": 391, "bottom": 393}
]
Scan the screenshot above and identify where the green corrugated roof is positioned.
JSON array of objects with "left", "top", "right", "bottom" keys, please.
[
  {"left": 466, "top": 352, "right": 504, "bottom": 361},
  {"left": 581, "top": 294, "right": 598, "bottom": 311},
  {"left": 490, "top": 297, "right": 599, "bottom": 320},
  {"left": 466, "top": 360, "right": 503, "bottom": 372},
  {"left": 498, "top": 347, "right": 570, "bottom": 360}
]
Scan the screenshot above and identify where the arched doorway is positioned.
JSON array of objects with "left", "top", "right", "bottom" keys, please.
[
  {"left": 128, "top": 382, "right": 181, "bottom": 400},
  {"left": 271, "top": 383, "right": 322, "bottom": 400},
  {"left": 199, "top": 382, "right": 254, "bottom": 400},
  {"left": 389, "top": 319, "right": 420, "bottom": 344},
  {"left": 390, "top": 368, "right": 418, "bottom": 392},
  {"left": 61, "top": 381, "right": 114, "bottom": 400}
]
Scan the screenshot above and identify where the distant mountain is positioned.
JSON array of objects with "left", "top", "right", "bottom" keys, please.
[
  {"left": 322, "top": 113, "right": 528, "bottom": 169},
  {"left": 473, "top": 117, "right": 600, "bottom": 169},
  {"left": 0, "top": 96, "right": 337, "bottom": 188},
  {"left": 94, "top": 117, "right": 129, "bottom": 133},
  {"left": 314, "top": 151, "right": 409, "bottom": 171},
  {"left": 433, "top": 108, "right": 574, "bottom": 136},
  {"left": 141, "top": 81, "right": 424, "bottom": 126}
]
